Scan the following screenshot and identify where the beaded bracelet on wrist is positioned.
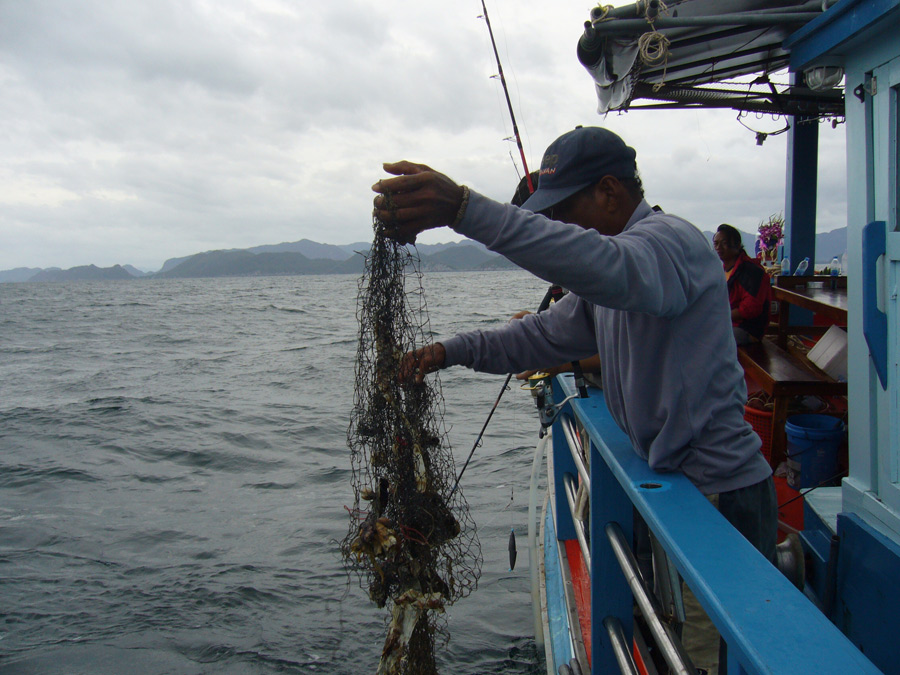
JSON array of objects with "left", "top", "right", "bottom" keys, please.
[{"left": 451, "top": 186, "right": 470, "bottom": 229}]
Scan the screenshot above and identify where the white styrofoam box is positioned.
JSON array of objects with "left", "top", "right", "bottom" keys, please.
[{"left": 807, "top": 324, "right": 848, "bottom": 381}]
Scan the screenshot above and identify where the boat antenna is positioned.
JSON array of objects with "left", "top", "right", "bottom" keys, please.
[{"left": 479, "top": 0, "right": 534, "bottom": 193}]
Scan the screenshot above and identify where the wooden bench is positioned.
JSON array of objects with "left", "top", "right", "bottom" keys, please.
[{"left": 737, "top": 338, "right": 847, "bottom": 465}]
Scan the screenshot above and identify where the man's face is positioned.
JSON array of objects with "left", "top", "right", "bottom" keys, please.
[
  {"left": 712, "top": 232, "right": 737, "bottom": 262},
  {"left": 546, "top": 184, "right": 623, "bottom": 237}
]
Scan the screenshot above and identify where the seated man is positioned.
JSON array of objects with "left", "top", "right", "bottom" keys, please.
[{"left": 713, "top": 224, "right": 772, "bottom": 344}]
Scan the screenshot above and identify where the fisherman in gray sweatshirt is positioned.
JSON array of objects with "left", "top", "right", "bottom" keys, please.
[{"left": 371, "top": 126, "right": 776, "bottom": 563}]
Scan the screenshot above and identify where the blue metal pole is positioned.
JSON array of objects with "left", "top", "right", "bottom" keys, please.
[
  {"left": 784, "top": 112, "right": 819, "bottom": 324},
  {"left": 784, "top": 115, "right": 819, "bottom": 269}
]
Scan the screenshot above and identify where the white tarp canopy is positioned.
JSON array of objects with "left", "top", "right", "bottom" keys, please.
[{"left": 578, "top": 0, "right": 843, "bottom": 116}]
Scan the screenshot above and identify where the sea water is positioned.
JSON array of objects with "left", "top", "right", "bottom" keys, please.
[{"left": 0, "top": 270, "right": 549, "bottom": 674}]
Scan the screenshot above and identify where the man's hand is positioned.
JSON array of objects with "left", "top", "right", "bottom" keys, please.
[
  {"left": 372, "top": 161, "right": 465, "bottom": 244},
  {"left": 399, "top": 343, "right": 447, "bottom": 384}
]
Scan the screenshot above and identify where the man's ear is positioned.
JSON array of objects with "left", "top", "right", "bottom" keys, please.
[{"left": 594, "top": 175, "right": 622, "bottom": 213}]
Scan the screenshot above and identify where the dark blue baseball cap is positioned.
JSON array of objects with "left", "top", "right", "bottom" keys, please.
[{"left": 521, "top": 126, "right": 637, "bottom": 214}]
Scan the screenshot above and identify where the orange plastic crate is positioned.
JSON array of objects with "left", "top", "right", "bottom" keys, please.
[{"left": 744, "top": 404, "right": 773, "bottom": 463}]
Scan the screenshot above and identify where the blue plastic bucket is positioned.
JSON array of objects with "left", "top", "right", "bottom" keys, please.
[{"left": 784, "top": 414, "right": 844, "bottom": 489}]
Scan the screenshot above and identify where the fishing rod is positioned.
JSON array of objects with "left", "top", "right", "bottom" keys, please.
[
  {"left": 451, "top": 283, "right": 558, "bottom": 493},
  {"left": 454, "top": 3, "right": 537, "bottom": 495},
  {"left": 479, "top": 0, "right": 534, "bottom": 193},
  {"left": 452, "top": 370, "right": 519, "bottom": 573},
  {"left": 452, "top": 372, "right": 514, "bottom": 494}
]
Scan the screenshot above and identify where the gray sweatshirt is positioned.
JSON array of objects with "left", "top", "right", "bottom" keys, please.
[{"left": 442, "top": 191, "right": 771, "bottom": 495}]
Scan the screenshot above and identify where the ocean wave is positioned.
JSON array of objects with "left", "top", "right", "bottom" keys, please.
[
  {"left": 0, "top": 463, "right": 98, "bottom": 489},
  {"left": 241, "top": 481, "right": 298, "bottom": 490},
  {"left": 0, "top": 272, "right": 546, "bottom": 674},
  {"left": 265, "top": 304, "right": 307, "bottom": 315}
]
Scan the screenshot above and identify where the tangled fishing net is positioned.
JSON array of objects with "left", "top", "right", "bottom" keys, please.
[{"left": 343, "top": 209, "right": 482, "bottom": 674}]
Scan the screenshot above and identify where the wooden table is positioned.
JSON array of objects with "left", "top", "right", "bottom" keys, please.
[
  {"left": 739, "top": 277, "right": 848, "bottom": 465},
  {"left": 738, "top": 340, "right": 846, "bottom": 465},
  {"left": 773, "top": 278, "right": 847, "bottom": 349}
]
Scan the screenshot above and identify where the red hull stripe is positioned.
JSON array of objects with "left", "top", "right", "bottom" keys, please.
[
  {"left": 564, "top": 539, "right": 592, "bottom": 664},
  {"left": 563, "top": 539, "right": 650, "bottom": 675}
]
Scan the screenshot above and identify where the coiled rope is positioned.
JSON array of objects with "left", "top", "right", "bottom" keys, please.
[
  {"left": 591, "top": 1, "right": 671, "bottom": 90},
  {"left": 637, "top": 0, "right": 670, "bottom": 90}
]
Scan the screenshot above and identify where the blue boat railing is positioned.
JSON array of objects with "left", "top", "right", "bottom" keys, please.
[
  {"left": 605, "top": 520, "right": 693, "bottom": 675},
  {"left": 547, "top": 373, "right": 881, "bottom": 675},
  {"left": 555, "top": 405, "right": 694, "bottom": 674}
]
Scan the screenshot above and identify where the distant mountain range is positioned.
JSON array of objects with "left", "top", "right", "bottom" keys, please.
[
  {"left": 0, "top": 239, "right": 518, "bottom": 283},
  {"left": 1, "top": 228, "right": 848, "bottom": 283},
  {"left": 0, "top": 264, "right": 147, "bottom": 283}
]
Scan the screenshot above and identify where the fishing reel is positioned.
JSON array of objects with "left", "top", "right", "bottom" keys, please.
[
  {"left": 539, "top": 391, "right": 581, "bottom": 431},
  {"left": 521, "top": 372, "right": 552, "bottom": 414},
  {"left": 525, "top": 376, "right": 579, "bottom": 434},
  {"left": 524, "top": 369, "right": 589, "bottom": 435}
]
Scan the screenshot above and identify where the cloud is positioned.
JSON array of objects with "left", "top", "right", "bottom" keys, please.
[{"left": 0, "top": 0, "right": 847, "bottom": 271}]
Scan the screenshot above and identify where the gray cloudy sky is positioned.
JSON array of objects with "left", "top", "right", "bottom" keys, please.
[{"left": 0, "top": 0, "right": 846, "bottom": 272}]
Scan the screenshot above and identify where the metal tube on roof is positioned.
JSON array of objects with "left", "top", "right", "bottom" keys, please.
[{"left": 588, "top": 12, "right": 821, "bottom": 35}]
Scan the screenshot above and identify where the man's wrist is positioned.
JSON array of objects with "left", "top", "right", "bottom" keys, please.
[
  {"left": 433, "top": 342, "right": 447, "bottom": 369},
  {"left": 439, "top": 336, "right": 465, "bottom": 368},
  {"left": 451, "top": 186, "right": 469, "bottom": 228}
]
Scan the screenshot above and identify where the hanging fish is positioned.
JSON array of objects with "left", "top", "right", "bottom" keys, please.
[{"left": 508, "top": 527, "right": 517, "bottom": 571}]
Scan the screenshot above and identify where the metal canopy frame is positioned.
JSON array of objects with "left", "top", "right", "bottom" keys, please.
[
  {"left": 578, "top": 0, "right": 845, "bottom": 118},
  {"left": 625, "top": 81, "right": 843, "bottom": 117}
]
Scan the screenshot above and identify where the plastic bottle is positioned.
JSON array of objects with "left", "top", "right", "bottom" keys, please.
[
  {"left": 781, "top": 257, "right": 791, "bottom": 276},
  {"left": 830, "top": 256, "right": 840, "bottom": 290},
  {"left": 794, "top": 257, "right": 809, "bottom": 276}
]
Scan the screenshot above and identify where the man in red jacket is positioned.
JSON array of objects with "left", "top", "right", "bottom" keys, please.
[{"left": 713, "top": 224, "right": 772, "bottom": 344}]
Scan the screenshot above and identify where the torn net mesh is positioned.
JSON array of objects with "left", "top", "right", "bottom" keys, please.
[{"left": 343, "top": 221, "right": 481, "bottom": 675}]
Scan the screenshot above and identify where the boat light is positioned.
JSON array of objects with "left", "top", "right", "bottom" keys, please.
[{"left": 805, "top": 66, "right": 844, "bottom": 91}]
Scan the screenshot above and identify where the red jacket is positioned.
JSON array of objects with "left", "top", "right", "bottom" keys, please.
[{"left": 726, "top": 251, "right": 771, "bottom": 340}]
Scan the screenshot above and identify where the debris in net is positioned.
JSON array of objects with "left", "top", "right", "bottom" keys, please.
[{"left": 343, "top": 205, "right": 481, "bottom": 675}]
